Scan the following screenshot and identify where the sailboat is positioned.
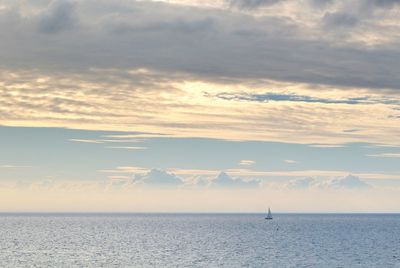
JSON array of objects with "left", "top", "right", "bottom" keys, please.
[{"left": 265, "top": 207, "right": 273, "bottom": 220}]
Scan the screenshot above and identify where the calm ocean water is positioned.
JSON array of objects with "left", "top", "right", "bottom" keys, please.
[{"left": 0, "top": 213, "right": 399, "bottom": 267}]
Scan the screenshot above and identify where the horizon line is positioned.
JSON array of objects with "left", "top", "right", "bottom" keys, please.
[{"left": 0, "top": 211, "right": 399, "bottom": 215}]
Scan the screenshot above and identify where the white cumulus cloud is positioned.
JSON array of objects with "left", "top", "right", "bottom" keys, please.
[
  {"left": 132, "top": 169, "right": 184, "bottom": 187},
  {"left": 209, "top": 171, "right": 261, "bottom": 188},
  {"left": 286, "top": 175, "right": 370, "bottom": 190}
]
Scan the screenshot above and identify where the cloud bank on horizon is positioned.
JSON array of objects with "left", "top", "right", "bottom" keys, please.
[
  {"left": 111, "top": 169, "right": 262, "bottom": 189},
  {"left": 0, "top": 0, "right": 400, "bottom": 145},
  {"left": 0, "top": 166, "right": 373, "bottom": 191},
  {"left": 108, "top": 168, "right": 372, "bottom": 191}
]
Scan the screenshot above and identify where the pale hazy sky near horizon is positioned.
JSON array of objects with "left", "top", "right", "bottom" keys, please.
[{"left": 1, "top": 0, "right": 400, "bottom": 212}]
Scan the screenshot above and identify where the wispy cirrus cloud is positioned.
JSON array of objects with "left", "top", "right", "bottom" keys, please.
[
  {"left": 367, "top": 153, "right": 400, "bottom": 158},
  {"left": 0, "top": 164, "right": 34, "bottom": 169},
  {"left": 239, "top": 160, "right": 255, "bottom": 166},
  {"left": 69, "top": 139, "right": 104, "bottom": 144},
  {"left": 308, "top": 144, "right": 347, "bottom": 148},
  {"left": 106, "top": 146, "right": 147, "bottom": 150}
]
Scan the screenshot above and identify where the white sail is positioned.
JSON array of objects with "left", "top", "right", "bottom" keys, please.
[{"left": 265, "top": 207, "right": 273, "bottom": 220}]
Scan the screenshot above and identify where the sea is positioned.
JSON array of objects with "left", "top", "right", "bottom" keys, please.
[{"left": 0, "top": 213, "right": 399, "bottom": 267}]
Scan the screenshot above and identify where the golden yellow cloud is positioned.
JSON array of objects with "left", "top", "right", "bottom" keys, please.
[{"left": 1, "top": 68, "right": 400, "bottom": 145}]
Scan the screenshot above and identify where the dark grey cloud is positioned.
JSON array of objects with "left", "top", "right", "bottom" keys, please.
[
  {"left": 365, "top": 0, "right": 400, "bottom": 8},
  {"left": 0, "top": 0, "right": 400, "bottom": 91},
  {"left": 227, "top": 0, "right": 282, "bottom": 9},
  {"left": 322, "top": 12, "right": 359, "bottom": 28},
  {"left": 110, "top": 17, "right": 215, "bottom": 35},
  {"left": 350, "top": 0, "right": 400, "bottom": 16},
  {"left": 213, "top": 92, "right": 369, "bottom": 104},
  {"left": 38, "top": 0, "right": 77, "bottom": 34}
]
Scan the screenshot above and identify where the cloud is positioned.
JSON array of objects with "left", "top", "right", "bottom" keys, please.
[
  {"left": 286, "top": 177, "right": 316, "bottom": 189},
  {"left": 31, "top": 178, "right": 56, "bottom": 189},
  {"left": 1, "top": 0, "right": 400, "bottom": 146},
  {"left": 106, "top": 146, "right": 146, "bottom": 150},
  {"left": 226, "top": 0, "right": 282, "bottom": 9},
  {"left": 190, "top": 176, "right": 210, "bottom": 187},
  {"left": 108, "top": 176, "right": 131, "bottom": 189},
  {"left": 323, "top": 175, "right": 370, "bottom": 189},
  {"left": 239, "top": 160, "right": 255, "bottom": 166},
  {"left": 3, "top": 68, "right": 400, "bottom": 145},
  {"left": 322, "top": 12, "right": 359, "bottom": 28},
  {"left": 309, "top": 0, "right": 335, "bottom": 8},
  {"left": 0, "top": 164, "right": 34, "bottom": 169},
  {"left": 364, "top": 0, "right": 400, "bottom": 9},
  {"left": 133, "top": 169, "right": 184, "bottom": 187},
  {"left": 308, "top": 144, "right": 347, "bottom": 148},
  {"left": 69, "top": 139, "right": 104, "bottom": 144},
  {"left": 284, "top": 159, "right": 297, "bottom": 164},
  {"left": 210, "top": 171, "right": 260, "bottom": 188},
  {"left": 1, "top": 0, "right": 400, "bottom": 89},
  {"left": 367, "top": 153, "right": 400, "bottom": 158},
  {"left": 287, "top": 175, "right": 370, "bottom": 190},
  {"left": 37, "top": 0, "right": 77, "bottom": 34},
  {"left": 128, "top": 169, "right": 262, "bottom": 188},
  {"left": 214, "top": 92, "right": 369, "bottom": 104},
  {"left": 100, "top": 165, "right": 400, "bottom": 181},
  {"left": 15, "top": 180, "right": 31, "bottom": 190},
  {"left": 111, "top": 17, "right": 216, "bottom": 35}
]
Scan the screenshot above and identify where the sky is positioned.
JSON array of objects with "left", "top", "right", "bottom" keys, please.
[{"left": 0, "top": 0, "right": 400, "bottom": 212}]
